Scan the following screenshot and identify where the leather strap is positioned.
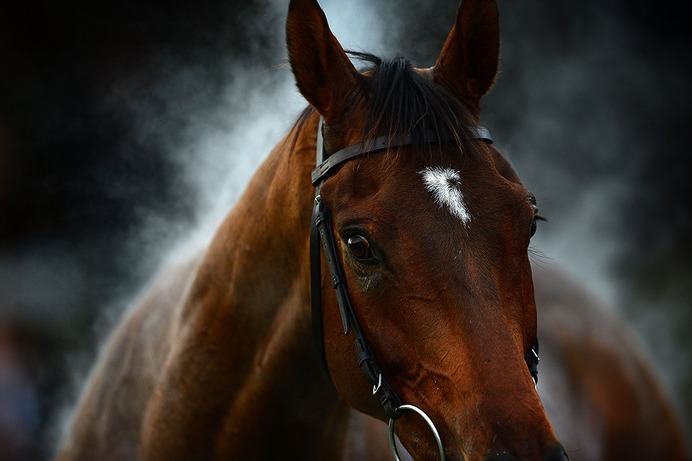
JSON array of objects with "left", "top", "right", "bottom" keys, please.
[
  {"left": 310, "top": 196, "right": 330, "bottom": 384},
  {"left": 310, "top": 117, "right": 332, "bottom": 384},
  {"left": 313, "top": 196, "right": 403, "bottom": 419},
  {"left": 311, "top": 126, "right": 492, "bottom": 186},
  {"left": 310, "top": 117, "right": 404, "bottom": 418}
]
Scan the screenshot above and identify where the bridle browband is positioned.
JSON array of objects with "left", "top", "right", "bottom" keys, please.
[
  {"left": 311, "top": 125, "right": 493, "bottom": 186},
  {"left": 309, "top": 116, "right": 539, "bottom": 435}
]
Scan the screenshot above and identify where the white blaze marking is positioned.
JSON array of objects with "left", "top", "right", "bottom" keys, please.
[{"left": 419, "top": 167, "right": 471, "bottom": 225}]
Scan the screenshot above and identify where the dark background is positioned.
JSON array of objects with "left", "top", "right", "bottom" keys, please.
[{"left": 0, "top": 0, "right": 690, "bottom": 459}]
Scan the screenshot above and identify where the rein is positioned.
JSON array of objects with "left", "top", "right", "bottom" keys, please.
[{"left": 309, "top": 116, "right": 539, "bottom": 457}]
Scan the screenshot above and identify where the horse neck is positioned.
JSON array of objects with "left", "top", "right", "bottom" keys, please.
[{"left": 177, "top": 112, "right": 349, "bottom": 458}]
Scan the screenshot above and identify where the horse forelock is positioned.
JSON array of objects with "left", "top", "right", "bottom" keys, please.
[{"left": 349, "top": 51, "right": 481, "bottom": 163}]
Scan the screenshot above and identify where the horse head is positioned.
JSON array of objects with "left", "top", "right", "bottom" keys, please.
[{"left": 287, "top": 0, "right": 567, "bottom": 460}]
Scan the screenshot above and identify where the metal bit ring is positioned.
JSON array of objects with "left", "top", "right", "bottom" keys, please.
[{"left": 388, "top": 404, "right": 445, "bottom": 461}]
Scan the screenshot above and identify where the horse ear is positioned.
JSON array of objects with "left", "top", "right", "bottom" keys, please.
[
  {"left": 434, "top": 0, "right": 499, "bottom": 117},
  {"left": 286, "top": 0, "right": 361, "bottom": 123}
]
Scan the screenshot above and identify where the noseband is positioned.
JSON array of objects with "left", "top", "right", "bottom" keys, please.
[{"left": 309, "top": 117, "right": 539, "bottom": 456}]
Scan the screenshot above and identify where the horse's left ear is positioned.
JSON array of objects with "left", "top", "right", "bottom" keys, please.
[
  {"left": 286, "top": 0, "right": 361, "bottom": 123},
  {"left": 434, "top": 0, "right": 500, "bottom": 117}
]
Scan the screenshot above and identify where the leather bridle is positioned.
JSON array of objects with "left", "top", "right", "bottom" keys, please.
[{"left": 308, "top": 115, "right": 539, "bottom": 440}]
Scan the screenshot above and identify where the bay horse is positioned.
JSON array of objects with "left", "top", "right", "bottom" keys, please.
[{"left": 54, "top": 0, "right": 689, "bottom": 460}]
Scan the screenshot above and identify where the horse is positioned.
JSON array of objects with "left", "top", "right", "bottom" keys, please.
[{"left": 54, "top": 0, "right": 689, "bottom": 460}]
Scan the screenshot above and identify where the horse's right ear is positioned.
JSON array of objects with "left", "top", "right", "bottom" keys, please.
[{"left": 286, "top": 0, "right": 361, "bottom": 123}]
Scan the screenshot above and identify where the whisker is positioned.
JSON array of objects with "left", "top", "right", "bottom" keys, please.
[{"left": 529, "top": 247, "right": 552, "bottom": 269}]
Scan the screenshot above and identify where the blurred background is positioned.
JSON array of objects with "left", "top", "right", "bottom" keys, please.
[{"left": 0, "top": 0, "right": 689, "bottom": 459}]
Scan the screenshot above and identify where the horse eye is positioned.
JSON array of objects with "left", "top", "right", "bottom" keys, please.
[
  {"left": 347, "top": 235, "right": 377, "bottom": 263},
  {"left": 530, "top": 213, "right": 546, "bottom": 239}
]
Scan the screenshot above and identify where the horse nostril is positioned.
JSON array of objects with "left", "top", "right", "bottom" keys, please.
[
  {"left": 546, "top": 445, "right": 569, "bottom": 461},
  {"left": 483, "top": 444, "right": 568, "bottom": 461}
]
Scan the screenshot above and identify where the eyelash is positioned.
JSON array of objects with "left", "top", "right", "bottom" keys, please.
[{"left": 530, "top": 210, "right": 546, "bottom": 238}]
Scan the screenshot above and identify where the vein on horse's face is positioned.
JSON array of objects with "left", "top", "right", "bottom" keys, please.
[{"left": 419, "top": 166, "right": 470, "bottom": 226}]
